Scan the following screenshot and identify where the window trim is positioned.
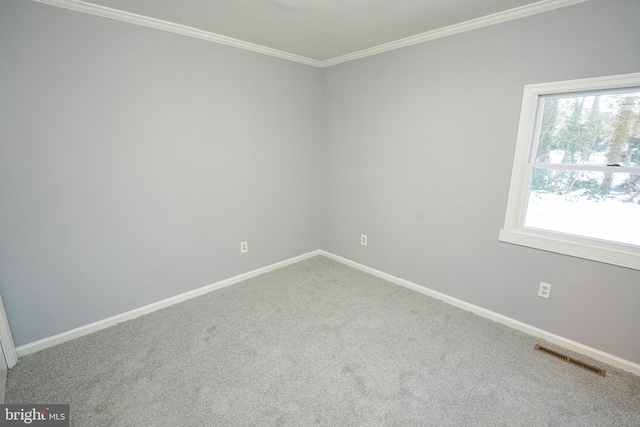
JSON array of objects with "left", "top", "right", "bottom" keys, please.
[{"left": 499, "top": 72, "right": 640, "bottom": 271}]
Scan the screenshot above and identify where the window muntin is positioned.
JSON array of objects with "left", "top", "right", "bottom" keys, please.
[{"left": 500, "top": 73, "right": 640, "bottom": 270}]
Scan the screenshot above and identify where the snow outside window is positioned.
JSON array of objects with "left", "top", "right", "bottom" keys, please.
[{"left": 499, "top": 73, "right": 640, "bottom": 271}]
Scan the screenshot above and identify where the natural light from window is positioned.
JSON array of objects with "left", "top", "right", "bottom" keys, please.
[
  {"left": 499, "top": 73, "right": 640, "bottom": 270},
  {"left": 525, "top": 91, "right": 640, "bottom": 247}
]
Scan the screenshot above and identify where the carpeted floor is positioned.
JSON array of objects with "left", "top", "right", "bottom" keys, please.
[{"left": 6, "top": 256, "right": 640, "bottom": 426}]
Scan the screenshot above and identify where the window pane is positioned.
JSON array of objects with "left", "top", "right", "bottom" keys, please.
[
  {"left": 525, "top": 169, "right": 640, "bottom": 246},
  {"left": 535, "top": 91, "right": 640, "bottom": 166}
]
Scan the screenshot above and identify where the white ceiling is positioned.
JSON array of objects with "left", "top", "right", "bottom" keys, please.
[{"left": 36, "top": 0, "right": 586, "bottom": 66}]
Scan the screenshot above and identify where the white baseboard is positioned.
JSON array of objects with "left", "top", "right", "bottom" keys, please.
[
  {"left": 16, "top": 248, "right": 640, "bottom": 377},
  {"left": 16, "top": 250, "right": 321, "bottom": 358},
  {"left": 319, "top": 250, "right": 640, "bottom": 377}
]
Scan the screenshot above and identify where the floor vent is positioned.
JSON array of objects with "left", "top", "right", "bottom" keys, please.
[{"left": 534, "top": 344, "right": 606, "bottom": 377}]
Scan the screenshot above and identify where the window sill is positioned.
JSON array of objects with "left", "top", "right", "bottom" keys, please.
[{"left": 498, "top": 229, "right": 640, "bottom": 271}]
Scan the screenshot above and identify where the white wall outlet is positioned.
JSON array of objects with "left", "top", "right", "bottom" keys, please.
[
  {"left": 538, "top": 282, "right": 551, "bottom": 298},
  {"left": 240, "top": 241, "right": 248, "bottom": 254},
  {"left": 361, "top": 234, "right": 367, "bottom": 246}
]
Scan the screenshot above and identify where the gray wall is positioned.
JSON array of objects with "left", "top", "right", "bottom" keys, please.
[
  {"left": 0, "top": 0, "right": 322, "bottom": 346},
  {"left": 322, "top": 0, "right": 640, "bottom": 364},
  {"left": 1, "top": 0, "right": 639, "bottom": 366}
]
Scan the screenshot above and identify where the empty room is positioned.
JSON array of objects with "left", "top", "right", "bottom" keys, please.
[{"left": 1, "top": 0, "right": 639, "bottom": 425}]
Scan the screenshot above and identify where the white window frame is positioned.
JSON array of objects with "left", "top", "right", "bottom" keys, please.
[{"left": 499, "top": 72, "right": 640, "bottom": 271}]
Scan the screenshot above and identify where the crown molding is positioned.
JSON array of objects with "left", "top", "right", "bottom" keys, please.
[
  {"left": 30, "top": 0, "right": 323, "bottom": 67},
  {"left": 319, "top": 0, "right": 589, "bottom": 68},
  {"left": 31, "top": 0, "right": 588, "bottom": 69}
]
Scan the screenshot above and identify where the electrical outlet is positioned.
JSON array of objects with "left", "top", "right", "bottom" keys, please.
[
  {"left": 538, "top": 282, "right": 551, "bottom": 298},
  {"left": 361, "top": 234, "right": 367, "bottom": 246},
  {"left": 240, "top": 241, "right": 248, "bottom": 254}
]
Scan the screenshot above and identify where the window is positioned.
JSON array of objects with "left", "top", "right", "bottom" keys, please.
[{"left": 500, "top": 73, "right": 640, "bottom": 270}]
